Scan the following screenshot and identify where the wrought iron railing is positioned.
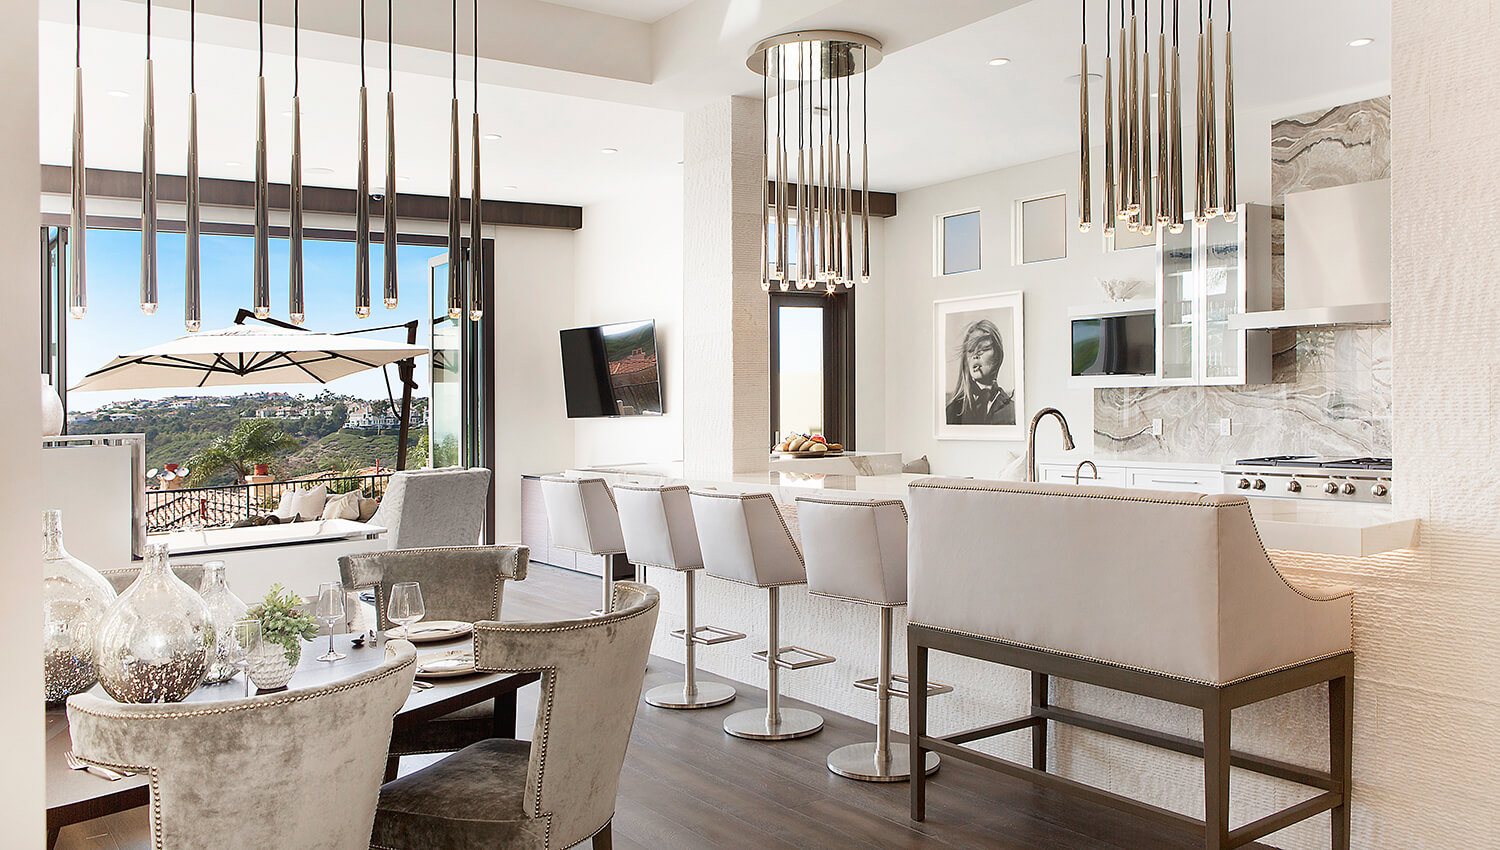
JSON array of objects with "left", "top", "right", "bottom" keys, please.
[{"left": 145, "top": 472, "right": 394, "bottom": 533}]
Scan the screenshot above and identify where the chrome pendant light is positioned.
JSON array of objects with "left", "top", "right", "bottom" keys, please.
[
  {"left": 383, "top": 0, "right": 398, "bottom": 309},
  {"left": 1078, "top": 0, "right": 1091, "bottom": 233},
  {"left": 1169, "top": 0, "right": 1185, "bottom": 233},
  {"left": 446, "top": 0, "right": 463, "bottom": 320},
  {"left": 1115, "top": 4, "right": 1128, "bottom": 223},
  {"left": 355, "top": 0, "right": 372, "bottom": 319},
  {"left": 1155, "top": 0, "right": 1170, "bottom": 229},
  {"left": 1102, "top": 0, "right": 1115, "bottom": 236},
  {"left": 140, "top": 0, "right": 158, "bottom": 315},
  {"left": 289, "top": 0, "right": 305, "bottom": 324},
  {"left": 1137, "top": 0, "right": 1153, "bottom": 236},
  {"left": 253, "top": 0, "right": 270, "bottom": 319},
  {"left": 468, "top": 0, "right": 483, "bottom": 321},
  {"left": 1222, "top": 0, "right": 1237, "bottom": 221},
  {"left": 70, "top": 0, "right": 87, "bottom": 319},
  {"left": 1204, "top": 1, "right": 1219, "bottom": 218},
  {"left": 185, "top": 0, "right": 201, "bottom": 331},
  {"left": 759, "top": 66, "right": 771, "bottom": 292}
]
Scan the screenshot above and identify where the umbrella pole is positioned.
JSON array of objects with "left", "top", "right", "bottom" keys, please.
[{"left": 395, "top": 319, "right": 418, "bottom": 470}]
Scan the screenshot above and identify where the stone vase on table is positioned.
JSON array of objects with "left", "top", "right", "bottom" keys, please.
[{"left": 248, "top": 640, "right": 300, "bottom": 690}]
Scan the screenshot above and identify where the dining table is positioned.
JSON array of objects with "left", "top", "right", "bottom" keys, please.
[{"left": 45, "top": 631, "right": 539, "bottom": 849}]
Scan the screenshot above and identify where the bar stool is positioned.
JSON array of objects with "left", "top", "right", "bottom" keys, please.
[
  {"left": 690, "top": 489, "right": 835, "bottom": 740},
  {"left": 615, "top": 483, "right": 743, "bottom": 709},
  {"left": 796, "top": 495, "right": 947, "bottom": 782},
  {"left": 540, "top": 475, "right": 628, "bottom": 615}
]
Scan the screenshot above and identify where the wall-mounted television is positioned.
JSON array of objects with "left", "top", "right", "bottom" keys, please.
[
  {"left": 1071, "top": 313, "right": 1156, "bottom": 377},
  {"left": 559, "top": 320, "right": 663, "bottom": 418}
]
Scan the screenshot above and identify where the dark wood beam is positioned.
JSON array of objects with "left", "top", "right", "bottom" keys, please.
[
  {"left": 768, "top": 181, "right": 897, "bottom": 217},
  {"left": 40, "top": 165, "right": 583, "bottom": 231}
]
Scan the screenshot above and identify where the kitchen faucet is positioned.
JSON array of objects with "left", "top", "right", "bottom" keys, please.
[{"left": 1025, "top": 408, "right": 1075, "bottom": 483}]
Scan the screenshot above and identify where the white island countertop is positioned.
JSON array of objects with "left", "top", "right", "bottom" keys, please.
[{"left": 570, "top": 464, "right": 1419, "bottom": 558}]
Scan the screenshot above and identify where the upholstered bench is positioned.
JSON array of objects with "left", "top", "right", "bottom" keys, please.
[{"left": 906, "top": 478, "right": 1354, "bottom": 850}]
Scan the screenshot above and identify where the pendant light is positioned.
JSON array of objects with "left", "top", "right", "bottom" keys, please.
[
  {"left": 1204, "top": 0, "right": 1219, "bottom": 219},
  {"left": 468, "top": 0, "right": 483, "bottom": 321},
  {"left": 289, "top": 0, "right": 304, "bottom": 324},
  {"left": 1102, "top": 0, "right": 1115, "bottom": 237},
  {"left": 185, "top": 0, "right": 201, "bottom": 331},
  {"left": 356, "top": 0, "right": 372, "bottom": 319},
  {"left": 446, "top": 0, "right": 463, "bottom": 321},
  {"left": 1137, "top": 0, "right": 1153, "bottom": 236},
  {"left": 253, "top": 0, "right": 270, "bottom": 320},
  {"left": 383, "top": 0, "right": 398, "bottom": 309},
  {"left": 70, "top": 0, "right": 87, "bottom": 319},
  {"left": 1155, "top": 0, "right": 1170, "bottom": 229},
  {"left": 1222, "top": 0, "right": 1237, "bottom": 221},
  {"left": 140, "top": 0, "right": 158, "bottom": 314},
  {"left": 1169, "top": 0, "right": 1185, "bottom": 232},
  {"left": 1078, "top": 0, "right": 1091, "bottom": 233}
]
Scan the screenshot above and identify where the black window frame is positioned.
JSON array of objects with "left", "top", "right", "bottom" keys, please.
[{"left": 768, "top": 287, "right": 855, "bottom": 449}]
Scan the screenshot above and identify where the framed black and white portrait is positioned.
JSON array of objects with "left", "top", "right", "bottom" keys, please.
[{"left": 934, "top": 291, "right": 1025, "bottom": 440}]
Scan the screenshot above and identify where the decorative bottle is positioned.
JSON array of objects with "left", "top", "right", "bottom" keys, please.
[
  {"left": 41, "top": 510, "right": 117, "bottom": 703},
  {"left": 94, "top": 543, "right": 212, "bottom": 703},
  {"left": 198, "top": 560, "right": 249, "bottom": 684}
]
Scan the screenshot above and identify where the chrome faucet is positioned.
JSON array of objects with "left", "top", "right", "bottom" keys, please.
[
  {"left": 1073, "top": 460, "right": 1099, "bottom": 484},
  {"left": 1025, "top": 408, "right": 1075, "bottom": 483}
]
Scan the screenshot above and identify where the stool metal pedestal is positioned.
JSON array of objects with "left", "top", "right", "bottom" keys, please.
[
  {"left": 724, "top": 586, "right": 833, "bottom": 740},
  {"left": 826, "top": 608, "right": 942, "bottom": 781},
  {"left": 645, "top": 570, "right": 739, "bottom": 709}
]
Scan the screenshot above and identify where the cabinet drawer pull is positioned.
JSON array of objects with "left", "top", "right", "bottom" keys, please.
[{"left": 1147, "top": 478, "right": 1203, "bottom": 485}]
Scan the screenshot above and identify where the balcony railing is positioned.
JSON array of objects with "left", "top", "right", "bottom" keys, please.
[{"left": 145, "top": 472, "right": 394, "bottom": 534}]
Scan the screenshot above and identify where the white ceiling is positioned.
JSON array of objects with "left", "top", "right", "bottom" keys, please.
[{"left": 38, "top": 0, "right": 1390, "bottom": 205}]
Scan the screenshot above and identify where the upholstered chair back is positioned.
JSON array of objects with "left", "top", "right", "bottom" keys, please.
[
  {"left": 689, "top": 490, "right": 805, "bottom": 587},
  {"left": 473, "top": 582, "right": 659, "bottom": 848},
  {"left": 67, "top": 640, "right": 418, "bottom": 850},
  {"left": 614, "top": 483, "right": 703, "bottom": 570},
  {"left": 795, "top": 496, "right": 910, "bottom": 606},
  {"left": 339, "top": 545, "right": 529, "bottom": 630},
  {"left": 370, "top": 466, "right": 493, "bottom": 550},
  {"left": 907, "top": 478, "right": 1353, "bottom": 685},
  {"left": 539, "top": 476, "right": 625, "bottom": 555},
  {"left": 100, "top": 563, "right": 205, "bottom": 597}
]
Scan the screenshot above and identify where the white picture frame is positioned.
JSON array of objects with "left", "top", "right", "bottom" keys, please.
[{"left": 934, "top": 291, "right": 1025, "bottom": 441}]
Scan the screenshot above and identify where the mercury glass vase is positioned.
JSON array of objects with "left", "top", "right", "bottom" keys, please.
[
  {"left": 198, "top": 560, "right": 248, "bottom": 684},
  {"left": 95, "top": 543, "right": 212, "bottom": 703},
  {"left": 42, "top": 510, "right": 117, "bottom": 703}
]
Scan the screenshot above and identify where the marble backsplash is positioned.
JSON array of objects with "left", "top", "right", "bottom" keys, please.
[{"left": 1095, "top": 96, "right": 1392, "bottom": 463}]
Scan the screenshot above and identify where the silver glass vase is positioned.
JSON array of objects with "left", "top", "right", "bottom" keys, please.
[
  {"left": 95, "top": 543, "right": 212, "bottom": 703},
  {"left": 198, "top": 560, "right": 248, "bottom": 685},
  {"left": 42, "top": 510, "right": 117, "bottom": 703}
]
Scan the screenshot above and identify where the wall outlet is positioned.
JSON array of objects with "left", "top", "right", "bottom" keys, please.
[
  {"left": 1150, "top": 418, "right": 1163, "bottom": 436},
  {"left": 1219, "top": 418, "right": 1234, "bottom": 437}
]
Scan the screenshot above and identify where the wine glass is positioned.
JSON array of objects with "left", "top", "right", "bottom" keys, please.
[
  {"left": 315, "top": 581, "right": 347, "bottom": 662},
  {"left": 230, "top": 619, "right": 262, "bottom": 698},
  {"left": 386, "top": 582, "right": 425, "bottom": 639}
]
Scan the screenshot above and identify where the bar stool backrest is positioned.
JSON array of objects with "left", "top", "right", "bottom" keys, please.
[
  {"left": 540, "top": 475, "right": 625, "bottom": 555},
  {"left": 690, "top": 490, "right": 805, "bottom": 587},
  {"left": 796, "top": 497, "right": 909, "bottom": 606},
  {"left": 615, "top": 484, "right": 703, "bottom": 570}
]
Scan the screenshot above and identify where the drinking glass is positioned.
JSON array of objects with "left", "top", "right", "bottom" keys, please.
[
  {"left": 315, "top": 581, "right": 347, "bottom": 662},
  {"left": 386, "top": 582, "right": 425, "bottom": 638},
  {"left": 230, "top": 619, "right": 261, "bottom": 698}
]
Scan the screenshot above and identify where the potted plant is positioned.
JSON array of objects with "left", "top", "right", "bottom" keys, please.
[{"left": 245, "top": 584, "right": 318, "bottom": 690}]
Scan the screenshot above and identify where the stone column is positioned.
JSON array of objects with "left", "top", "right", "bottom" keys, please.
[{"left": 682, "top": 96, "right": 769, "bottom": 476}]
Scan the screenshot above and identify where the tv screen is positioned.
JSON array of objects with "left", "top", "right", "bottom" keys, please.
[
  {"left": 559, "top": 320, "right": 663, "bottom": 418},
  {"left": 1071, "top": 314, "right": 1156, "bottom": 376}
]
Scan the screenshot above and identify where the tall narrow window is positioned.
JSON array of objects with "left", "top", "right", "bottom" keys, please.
[
  {"left": 769, "top": 289, "right": 854, "bottom": 447},
  {"left": 938, "top": 210, "right": 981, "bottom": 275}
]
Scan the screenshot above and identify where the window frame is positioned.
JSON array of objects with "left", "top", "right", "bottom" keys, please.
[
  {"left": 768, "top": 287, "right": 855, "bottom": 449},
  {"left": 934, "top": 207, "right": 982, "bottom": 277},
  {"left": 1012, "top": 191, "right": 1070, "bottom": 265}
]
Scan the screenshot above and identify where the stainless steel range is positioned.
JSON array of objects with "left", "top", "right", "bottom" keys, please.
[{"left": 1221, "top": 456, "right": 1392, "bottom": 504}]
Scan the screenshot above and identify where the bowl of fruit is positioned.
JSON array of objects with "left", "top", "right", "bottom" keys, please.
[{"left": 772, "top": 434, "right": 844, "bottom": 457}]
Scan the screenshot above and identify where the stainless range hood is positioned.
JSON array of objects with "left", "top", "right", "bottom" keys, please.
[{"left": 1229, "top": 178, "right": 1391, "bottom": 329}]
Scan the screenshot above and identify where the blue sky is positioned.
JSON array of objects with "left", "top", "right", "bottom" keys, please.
[{"left": 69, "top": 228, "right": 450, "bottom": 410}]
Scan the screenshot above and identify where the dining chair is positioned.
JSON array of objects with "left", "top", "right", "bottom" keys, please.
[
  {"left": 66, "top": 640, "right": 417, "bottom": 850},
  {"left": 99, "top": 563, "right": 205, "bottom": 596},
  {"left": 339, "top": 545, "right": 529, "bottom": 766},
  {"left": 367, "top": 582, "right": 660, "bottom": 850},
  {"left": 368, "top": 466, "right": 493, "bottom": 550}
]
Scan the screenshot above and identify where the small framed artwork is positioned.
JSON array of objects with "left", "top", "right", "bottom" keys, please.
[{"left": 934, "top": 291, "right": 1025, "bottom": 441}]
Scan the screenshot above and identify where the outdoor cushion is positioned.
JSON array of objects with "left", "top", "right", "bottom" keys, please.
[
  {"left": 289, "top": 484, "right": 328, "bottom": 521},
  {"left": 359, "top": 496, "right": 381, "bottom": 522},
  {"left": 272, "top": 488, "right": 297, "bottom": 520},
  {"left": 322, "top": 490, "right": 361, "bottom": 521}
]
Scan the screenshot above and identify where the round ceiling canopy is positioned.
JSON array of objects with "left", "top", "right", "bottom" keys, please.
[{"left": 746, "top": 30, "right": 883, "bottom": 80}]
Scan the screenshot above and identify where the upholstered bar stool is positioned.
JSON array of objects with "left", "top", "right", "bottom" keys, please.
[
  {"left": 616, "top": 483, "right": 743, "bottom": 709},
  {"left": 690, "top": 489, "right": 835, "bottom": 740},
  {"left": 540, "top": 475, "right": 628, "bottom": 614},
  {"left": 797, "top": 495, "right": 946, "bottom": 782}
]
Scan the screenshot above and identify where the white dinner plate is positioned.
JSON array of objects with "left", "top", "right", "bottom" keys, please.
[
  {"left": 415, "top": 650, "right": 478, "bottom": 678},
  {"left": 385, "top": 620, "right": 474, "bottom": 643}
]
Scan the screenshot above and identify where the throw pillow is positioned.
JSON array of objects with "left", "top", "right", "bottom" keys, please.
[
  {"left": 272, "top": 488, "right": 298, "bottom": 521},
  {"left": 321, "top": 490, "right": 361, "bottom": 521},
  {"left": 902, "top": 455, "right": 931, "bottom": 474},
  {"left": 357, "top": 496, "right": 380, "bottom": 522},
  {"left": 290, "top": 484, "right": 329, "bottom": 521}
]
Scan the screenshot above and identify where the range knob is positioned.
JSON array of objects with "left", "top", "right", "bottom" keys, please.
[
  {"left": 1252, "top": 479, "right": 1267, "bottom": 490},
  {"left": 1342, "top": 482, "right": 1358, "bottom": 495},
  {"left": 1324, "top": 481, "right": 1340, "bottom": 494},
  {"left": 1236, "top": 478, "right": 1251, "bottom": 490},
  {"left": 1287, "top": 480, "right": 1302, "bottom": 493},
  {"left": 1373, "top": 483, "right": 1389, "bottom": 498}
]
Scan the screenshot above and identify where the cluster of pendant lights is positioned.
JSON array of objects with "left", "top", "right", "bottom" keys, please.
[
  {"left": 749, "top": 31, "right": 881, "bottom": 294},
  {"left": 1078, "top": 0, "right": 1237, "bottom": 237},
  {"left": 67, "top": 0, "right": 486, "bottom": 329}
]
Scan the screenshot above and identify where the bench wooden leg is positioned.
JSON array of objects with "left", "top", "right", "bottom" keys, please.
[
  {"left": 592, "top": 820, "right": 613, "bottom": 850},
  {"left": 1330, "top": 675, "right": 1353, "bottom": 850},
  {"left": 1031, "top": 672, "right": 1049, "bottom": 772},
  {"left": 909, "top": 638, "right": 929, "bottom": 821},
  {"left": 1203, "top": 695, "right": 1231, "bottom": 850}
]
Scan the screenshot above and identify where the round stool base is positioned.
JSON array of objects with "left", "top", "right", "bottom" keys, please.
[
  {"left": 826, "top": 742, "right": 940, "bottom": 782},
  {"left": 723, "top": 707, "right": 823, "bottom": 741},
  {"left": 645, "top": 681, "right": 736, "bottom": 710}
]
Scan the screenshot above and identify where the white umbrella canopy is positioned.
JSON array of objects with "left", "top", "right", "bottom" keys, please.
[{"left": 71, "top": 324, "right": 429, "bottom": 392}]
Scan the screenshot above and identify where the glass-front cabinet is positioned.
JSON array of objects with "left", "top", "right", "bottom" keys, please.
[{"left": 1155, "top": 203, "right": 1272, "bottom": 386}]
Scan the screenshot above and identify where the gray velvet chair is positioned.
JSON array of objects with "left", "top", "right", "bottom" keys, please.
[
  {"left": 100, "top": 563, "right": 205, "bottom": 596},
  {"left": 369, "top": 466, "right": 492, "bottom": 550},
  {"left": 368, "top": 582, "right": 660, "bottom": 850},
  {"left": 66, "top": 640, "right": 418, "bottom": 850},
  {"left": 339, "top": 545, "right": 529, "bottom": 763}
]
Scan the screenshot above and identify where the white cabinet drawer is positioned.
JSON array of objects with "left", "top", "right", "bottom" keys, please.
[
  {"left": 1127, "top": 470, "right": 1222, "bottom": 493},
  {"left": 1040, "top": 465, "right": 1127, "bottom": 487}
]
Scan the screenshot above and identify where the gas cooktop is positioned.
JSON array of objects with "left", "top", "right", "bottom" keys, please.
[
  {"left": 1231, "top": 456, "right": 1392, "bottom": 471},
  {"left": 1222, "top": 456, "right": 1392, "bottom": 503}
]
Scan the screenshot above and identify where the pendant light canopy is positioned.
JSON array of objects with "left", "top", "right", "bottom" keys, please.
[
  {"left": 140, "top": 0, "right": 158, "bottom": 315},
  {"left": 748, "top": 30, "right": 880, "bottom": 293},
  {"left": 252, "top": 0, "right": 270, "bottom": 320},
  {"left": 355, "top": 0, "right": 372, "bottom": 319},
  {"left": 289, "top": 0, "right": 305, "bottom": 324},
  {"left": 446, "top": 0, "right": 463, "bottom": 321},
  {"left": 468, "top": 0, "right": 483, "bottom": 321},
  {"left": 70, "top": 0, "right": 87, "bottom": 319},
  {"left": 185, "top": 0, "right": 201, "bottom": 331},
  {"left": 383, "top": 0, "right": 399, "bottom": 309}
]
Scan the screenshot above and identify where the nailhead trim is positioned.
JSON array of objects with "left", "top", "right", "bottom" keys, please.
[
  {"left": 542, "top": 476, "right": 623, "bottom": 556},
  {"left": 607, "top": 482, "right": 703, "bottom": 571},
  {"left": 354, "top": 545, "right": 526, "bottom": 630},
  {"left": 793, "top": 494, "right": 911, "bottom": 523},
  {"left": 689, "top": 489, "right": 805, "bottom": 573}
]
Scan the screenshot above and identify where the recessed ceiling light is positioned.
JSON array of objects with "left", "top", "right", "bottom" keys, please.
[
  {"left": 988, "top": 57, "right": 1011, "bottom": 67},
  {"left": 107, "top": 90, "right": 129, "bottom": 98},
  {"left": 1063, "top": 72, "right": 1104, "bottom": 84},
  {"left": 600, "top": 147, "right": 619, "bottom": 155},
  {"left": 308, "top": 166, "right": 335, "bottom": 175},
  {"left": 1347, "top": 37, "right": 1375, "bottom": 48},
  {"left": 224, "top": 160, "right": 242, "bottom": 167},
  {"left": 397, "top": 175, "right": 411, "bottom": 182},
  {"left": 503, "top": 184, "right": 517, "bottom": 191},
  {"left": 281, "top": 110, "right": 293, "bottom": 117},
  {"left": 483, "top": 133, "right": 501, "bottom": 141}
]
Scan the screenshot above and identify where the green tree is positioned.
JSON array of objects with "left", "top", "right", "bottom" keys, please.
[{"left": 185, "top": 419, "right": 303, "bottom": 486}]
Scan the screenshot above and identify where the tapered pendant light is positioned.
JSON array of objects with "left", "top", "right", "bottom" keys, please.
[
  {"left": 1077, "top": 0, "right": 1091, "bottom": 233},
  {"left": 446, "top": 0, "right": 463, "bottom": 321},
  {"left": 289, "top": 0, "right": 305, "bottom": 324},
  {"left": 1138, "top": 0, "right": 1153, "bottom": 236},
  {"left": 70, "top": 0, "right": 87, "bottom": 320},
  {"left": 1102, "top": 0, "right": 1115, "bottom": 236},
  {"left": 383, "top": 0, "right": 398, "bottom": 309},
  {"left": 1204, "top": 1, "right": 1219, "bottom": 218},
  {"left": 140, "top": 0, "right": 158, "bottom": 315},
  {"left": 355, "top": 0, "right": 372, "bottom": 319},
  {"left": 468, "top": 0, "right": 483, "bottom": 321},
  {"left": 1169, "top": 0, "right": 1185, "bottom": 232},
  {"left": 1222, "top": 0, "right": 1237, "bottom": 221},
  {"left": 1115, "top": 4, "right": 1127, "bottom": 222},
  {"left": 185, "top": 0, "right": 201, "bottom": 331},
  {"left": 253, "top": 0, "right": 270, "bottom": 319},
  {"left": 760, "top": 65, "right": 771, "bottom": 292},
  {"left": 1155, "top": 0, "right": 1170, "bottom": 228}
]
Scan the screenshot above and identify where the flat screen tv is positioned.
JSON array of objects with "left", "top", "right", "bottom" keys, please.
[
  {"left": 559, "top": 320, "right": 664, "bottom": 418},
  {"left": 1071, "top": 313, "right": 1156, "bottom": 377}
]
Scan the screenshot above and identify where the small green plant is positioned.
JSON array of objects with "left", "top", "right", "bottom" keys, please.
[{"left": 247, "top": 583, "right": 318, "bottom": 665}]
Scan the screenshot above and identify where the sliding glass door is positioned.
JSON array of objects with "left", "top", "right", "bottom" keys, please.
[{"left": 427, "top": 245, "right": 487, "bottom": 471}]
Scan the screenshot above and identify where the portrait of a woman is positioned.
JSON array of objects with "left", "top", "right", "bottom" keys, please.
[
  {"left": 945, "top": 319, "right": 1016, "bottom": 426},
  {"left": 934, "top": 291, "right": 1025, "bottom": 440}
]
